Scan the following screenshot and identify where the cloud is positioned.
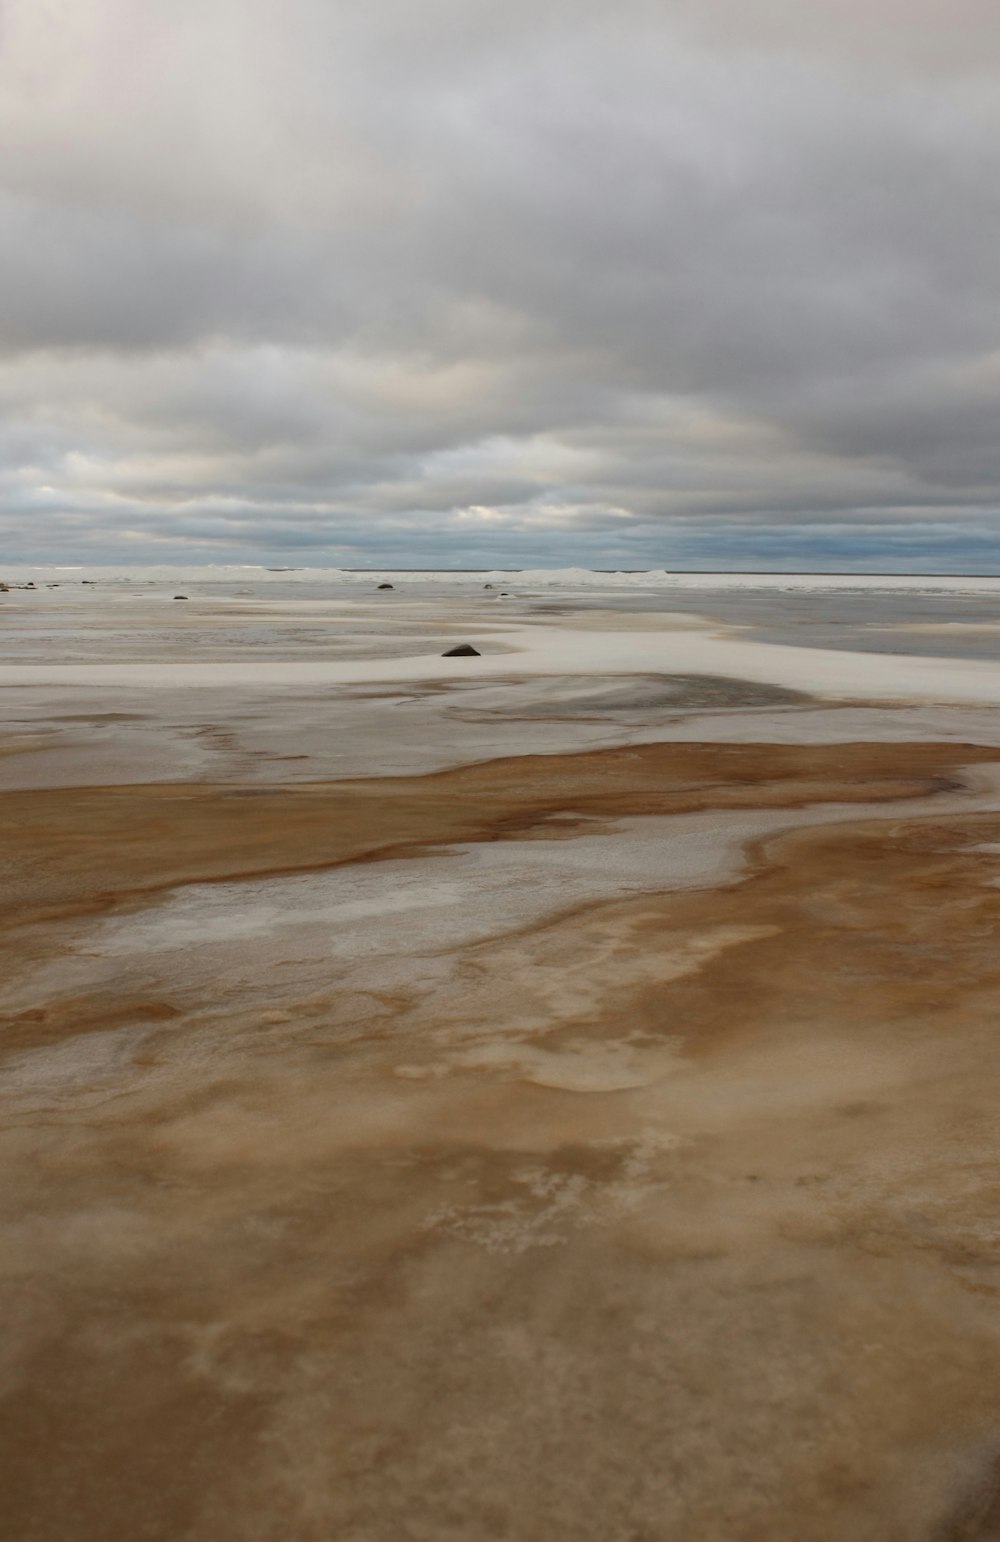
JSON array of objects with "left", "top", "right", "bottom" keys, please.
[{"left": 2, "top": 0, "right": 1000, "bottom": 567}]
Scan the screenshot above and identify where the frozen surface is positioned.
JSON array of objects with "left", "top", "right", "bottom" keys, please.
[
  {"left": 9, "top": 572, "right": 1000, "bottom": 1541},
  {"left": 8, "top": 563, "right": 1000, "bottom": 592},
  {"left": 4, "top": 615, "right": 1000, "bottom": 708}
]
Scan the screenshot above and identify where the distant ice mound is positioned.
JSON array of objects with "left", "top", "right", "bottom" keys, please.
[{"left": 5, "top": 563, "right": 1000, "bottom": 596}]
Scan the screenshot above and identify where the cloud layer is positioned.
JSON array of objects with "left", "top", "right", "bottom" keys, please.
[{"left": 3, "top": 0, "right": 1000, "bottom": 567}]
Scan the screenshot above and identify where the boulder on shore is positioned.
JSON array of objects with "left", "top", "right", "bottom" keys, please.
[
  {"left": 174, "top": 594, "right": 189, "bottom": 600},
  {"left": 442, "top": 643, "right": 480, "bottom": 657},
  {"left": 377, "top": 582, "right": 394, "bottom": 590}
]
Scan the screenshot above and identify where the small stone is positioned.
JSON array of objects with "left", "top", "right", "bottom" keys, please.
[
  {"left": 442, "top": 644, "right": 480, "bottom": 657},
  {"left": 377, "top": 582, "right": 394, "bottom": 590},
  {"left": 173, "top": 594, "right": 189, "bottom": 600}
]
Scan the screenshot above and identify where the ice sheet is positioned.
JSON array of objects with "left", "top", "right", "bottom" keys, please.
[{"left": 3, "top": 617, "right": 1000, "bottom": 706}]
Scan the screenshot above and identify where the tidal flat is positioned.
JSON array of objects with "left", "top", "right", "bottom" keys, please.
[{"left": 4, "top": 572, "right": 1000, "bottom": 1541}]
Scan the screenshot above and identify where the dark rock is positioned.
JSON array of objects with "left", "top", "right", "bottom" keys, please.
[
  {"left": 377, "top": 582, "right": 394, "bottom": 590},
  {"left": 173, "top": 594, "right": 189, "bottom": 600},
  {"left": 442, "top": 644, "right": 481, "bottom": 657}
]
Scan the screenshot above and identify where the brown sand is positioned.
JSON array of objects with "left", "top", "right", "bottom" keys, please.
[
  {"left": 0, "top": 739, "right": 990, "bottom": 926},
  {"left": 4, "top": 739, "right": 1000, "bottom": 1540}
]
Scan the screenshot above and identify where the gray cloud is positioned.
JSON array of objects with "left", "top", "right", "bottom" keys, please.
[{"left": 2, "top": 0, "right": 1000, "bottom": 567}]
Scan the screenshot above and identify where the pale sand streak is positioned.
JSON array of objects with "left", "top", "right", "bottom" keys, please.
[{"left": 3, "top": 611, "right": 1000, "bottom": 703}]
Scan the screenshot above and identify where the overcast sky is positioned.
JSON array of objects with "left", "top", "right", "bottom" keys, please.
[{"left": 2, "top": 0, "right": 1000, "bottom": 569}]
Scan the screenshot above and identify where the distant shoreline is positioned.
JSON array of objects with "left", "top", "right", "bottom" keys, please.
[
  {"left": 8, "top": 565, "right": 1000, "bottom": 580},
  {"left": 335, "top": 568, "right": 1000, "bottom": 577}
]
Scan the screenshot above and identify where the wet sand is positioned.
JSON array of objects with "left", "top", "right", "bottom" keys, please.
[
  {"left": 5, "top": 739, "right": 1000, "bottom": 1539},
  {"left": 6, "top": 584, "right": 1000, "bottom": 1540}
]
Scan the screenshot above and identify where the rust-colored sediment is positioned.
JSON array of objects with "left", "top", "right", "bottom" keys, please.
[
  {"left": 5, "top": 738, "right": 1000, "bottom": 1540},
  {"left": 0, "top": 738, "right": 992, "bottom": 924}
]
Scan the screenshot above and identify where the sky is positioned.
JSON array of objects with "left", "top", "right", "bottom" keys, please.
[{"left": 2, "top": 0, "right": 1000, "bottom": 570}]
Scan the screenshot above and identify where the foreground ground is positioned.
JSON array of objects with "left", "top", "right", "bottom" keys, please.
[
  {"left": 4, "top": 586, "right": 1000, "bottom": 1540},
  {"left": 5, "top": 735, "right": 1000, "bottom": 1539}
]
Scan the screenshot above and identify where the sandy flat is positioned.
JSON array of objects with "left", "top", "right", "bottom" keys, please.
[
  {"left": 6, "top": 588, "right": 1000, "bottom": 1540},
  {"left": 4, "top": 609, "right": 1000, "bottom": 705}
]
